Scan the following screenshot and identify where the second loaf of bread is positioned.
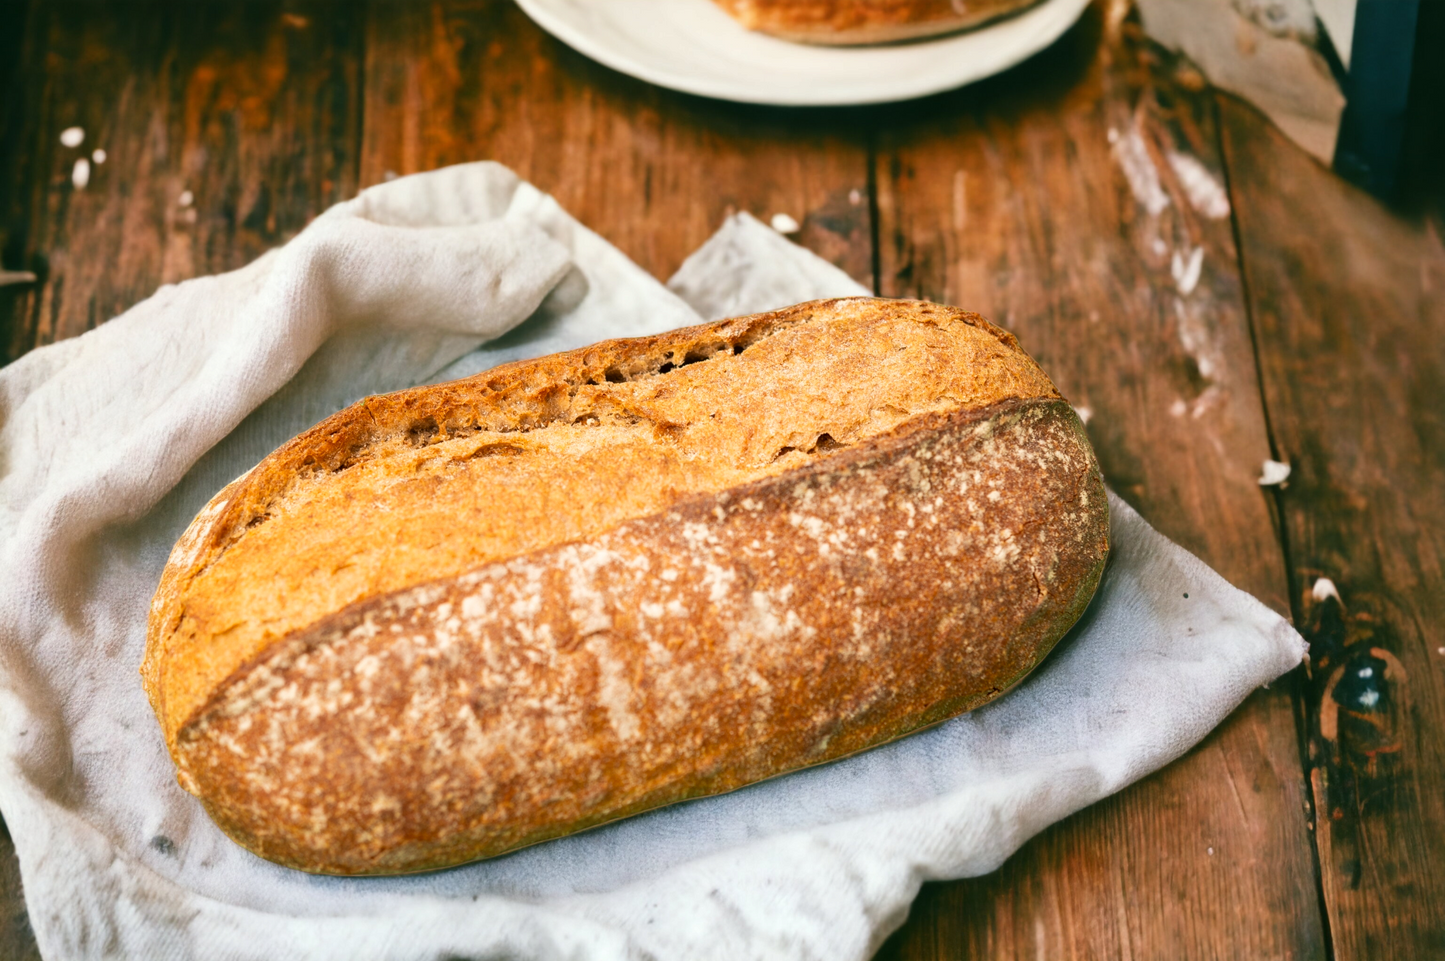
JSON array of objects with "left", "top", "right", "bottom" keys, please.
[
  {"left": 142, "top": 297, "right": 1109, "bottom": 876},
  {"left": 711, "top": 0, "right": 1044, "bottom": 45}
]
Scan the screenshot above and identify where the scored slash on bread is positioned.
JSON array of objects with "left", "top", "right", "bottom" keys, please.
[{"left": 143, "top": 297, "right": 1109, "bottom": 875}]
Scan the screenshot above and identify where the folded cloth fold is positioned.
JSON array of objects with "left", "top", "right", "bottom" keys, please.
[{"left": 0, "top": 163, "right": 1304, "bottom": 961}]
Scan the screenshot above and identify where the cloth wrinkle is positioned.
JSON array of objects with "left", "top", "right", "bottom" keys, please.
[{"left": 0, "top": 162, "right": 1305, "bottom": 961}]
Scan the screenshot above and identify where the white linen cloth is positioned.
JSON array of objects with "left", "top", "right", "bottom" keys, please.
[{"left": 0, "top": 163, "right": 1305, "bottom": 961}]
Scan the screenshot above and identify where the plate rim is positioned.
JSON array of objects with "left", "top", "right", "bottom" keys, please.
[{"left": 514, "top": 0, "right": 1094, "bottom": 107}]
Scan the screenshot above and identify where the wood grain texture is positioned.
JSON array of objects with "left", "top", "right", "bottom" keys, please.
[
  {"left": 0, "top": 2, "right": 366, "bottom": 956},
  {"left": 872, "top": 11, "right": 1324, "bottom": 960},
  {"left": 362, "top": 0, "right": 873, "bottom": 287},
  {"left": 0, "top": 820, "right": 40, "bottom": 961},
  {"left": 0, "top": 5, "right": 40, "bottom": 953},
  {"left": 0, "top": 0, "right": 362, "bottom": 364},
  {"left": 0, "top": 0, "right": 42, "bottom": 360},
  {"left": 1222, "top": 94, "right": 1445, "bottom": 961},
  {"left": 4, "top": 0, "right": 1439, "bottom": 953}
]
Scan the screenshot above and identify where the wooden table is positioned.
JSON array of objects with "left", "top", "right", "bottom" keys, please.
[{"left": 2, "top": 2, "right": 1442, "bottom": 958}]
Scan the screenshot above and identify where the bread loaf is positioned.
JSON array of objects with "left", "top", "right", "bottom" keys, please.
[
  {"left": 142, "top": 297, "right": 1108, "bottom": 876},
  {"left": 711, "top": 0, "right": 1044, "bottom": 45}
]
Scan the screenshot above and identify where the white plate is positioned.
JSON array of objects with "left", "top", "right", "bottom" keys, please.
[{"left": 514, "top": 0, "right": 1092, "bottom": 106}]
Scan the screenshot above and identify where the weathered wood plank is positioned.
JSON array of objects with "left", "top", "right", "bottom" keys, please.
[
  {"left": 0, "top": 0, "right": 48, "bottom": 362},
  {"left": 2, "top": 0, "right": 362, "bottom": 364},
  {"left": 1222, "top": 94, "right": 1445, "bottom": 961},
  {"left": 362, "top": 0, "right": 872, "bottom": 287},
  {"left": 1, "top": 7, "right": 55, "bottom": 958},
  {"left": 872, "top": 12, "right": 1324, "bottom": 960},
  {"left": 0, "top": 3, "right": 365, "bottom": 957},
  {"left": 0, "top": 820, "right": 40, "bottom": 961}
]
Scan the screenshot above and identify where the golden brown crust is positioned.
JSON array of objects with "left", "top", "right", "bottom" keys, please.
[
  {"left": 143, "top": 297, "right": 1109, "bottom": 875},
  {"left": 143, "top": 298, "right": 1057, "bottom": 748},
  {"left": 179, "top": 397, "right": 1107, "bottom": 875},
  {"left": 711, "top": 0, "right": 1044, "bottom": 45}
]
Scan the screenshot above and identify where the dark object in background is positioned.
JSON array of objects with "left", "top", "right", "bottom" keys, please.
[
  {"left": 1333, "top": 0, "right": 1421, "bottom": 200},
  {"left": 1397, "top": 0, "right": 1445, "bottom": 221}
]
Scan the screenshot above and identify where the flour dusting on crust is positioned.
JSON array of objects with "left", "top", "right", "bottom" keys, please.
[{"left": 178, "top": 398, "right": 1108, "bottom": 875}]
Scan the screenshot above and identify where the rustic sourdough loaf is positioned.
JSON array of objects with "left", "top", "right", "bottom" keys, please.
[
  {"left": 710, "top": 0, "right": 1043, "bottom": 45},
  {"left": 143, "top": 297, "right": 1109, "bottom": 876}
]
